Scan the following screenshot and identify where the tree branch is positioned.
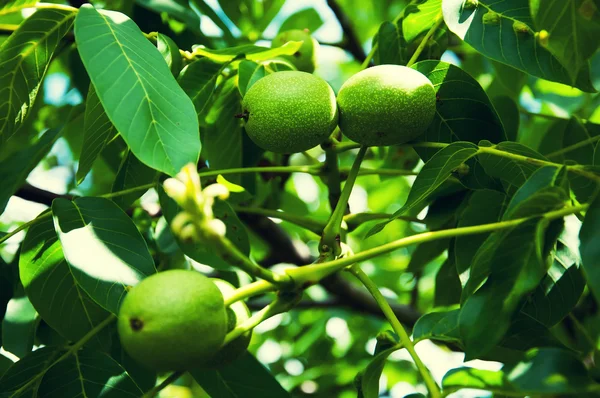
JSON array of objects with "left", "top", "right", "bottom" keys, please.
[
  {"left": 13, "top": 183, "right": 423, "bottom": 326},
  {"left": 326, "top": 0, "right": 366, "bottom": 63},
  {"left": 238, "top": 212, "right": 422, "bottom": 326}
]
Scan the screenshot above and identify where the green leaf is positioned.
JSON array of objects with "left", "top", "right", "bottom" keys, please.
[
  {"left": 459, "top": 219, "right": 549, "bottom": 359},
  {"left": 359, "top": 345, "right": 401, "bottom": 398},
  {"left": 402, "top": 0, "right": 443, "bottom": 42},
  {"left": 539, "top": 118, "right": 600, "bottom": 164},
  {"left": 435, "top": 254, "right": 462, "bottom": 306},
  {"left": 111, "top": 151, "right": 158, "bottom": 210},
  {"left": 374, "top": 21, "right": 407, "bottom": 66},
  {"left": 0, "top": 346, "right": 63, "bottom": 397},
  {"left": 52, "top": 197, "right": 156, "bottom": 314},
  {"left": 454, "top": 190, "right": 507, "bottom": 277},
  {"left": 74, "top": 5, "right": 200, "bottom": 177},
  {"left": 502, "top": 166, "right": 568, "bottom": 220},
  {"left": 486, "top": 61, "right": 528, "bottom": 99},
  {"left": 442, "top": 0, "right": 596, "bottom": 92},
  {"left": 188, "top": 0, "right": 235, "bottom": 42},
  {"left": 0, "top": 128, "right": 60, "bottom": 213},
  {"left": 158, "top": 185, "right": 250, "bottom": 271},
  {"left": 238, "top": 60, "right": 268, "bottom": 97},
  {"left": 0, "top": 354, "right": 12, "bottom": 379},
  {"left": 156, "top": 33, "right": 182, "bottom": 77},
  {"left": 19, "top": 214, "right": 111, "bottom": 346},
  {"left": 478, "top": 141, "right": 547, "bottom": 188},
  {"left": 580, "top": 192, "right": 600, "bottom": 304},
  {"left": 179, "top": 58, "right": 227, "bottom": 118},
  {"left": 407, "top": 238, "right": 449, "bottom": 272},
  {"left": 190, "top": 352, "right": 290, "bottom": 398},
  {"left": 0, "top": 9, "right": 75, "bottom": 142},
  {"left": 134, "top": 0, "right": 201, "bottom": 33},
  {"left": 411, "top": 61, "right": 506, "bottom": 160},
  {"left": 192, "top": 42, "right": 303, "bottom": 64},
  {"left": 442, "top": 348, "right": 600, "bottom": 395},
  {"left": 530, "top": 0, "right": 600, "bottom": 84},
  {"left": 278, "top": 7, "right": 324, "bottom": 33},
  {"left": 77, "top": 85, "right": 118, "bottom": 185},
  {"left": 0, "top": 0, "right": 37, "bottom": 16},
  {"left": 492, "top": 96, "right": 520, "bottom": 141},
  {"left": 2, "top": 293, "right": 37, "bottom": 359},
  {"left": 37, "top": 349, "right": 143, "bottom": 397},
  {"left": 367, "top": 142, "right": 479, "bottom": 237},
  {"left": 521, "top": 241, "right": 585, "bottom": 327},
  {"left": 413, "top": 310, "right": 462, "bottom": 344},
  {"left": 203, "top": 78, "right": 244, "bottom": 182}
]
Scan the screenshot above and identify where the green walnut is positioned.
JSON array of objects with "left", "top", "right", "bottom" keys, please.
[
  {"left": 205, "top": 279, "right": 252, "bottom": 367},
  {"left": 271, "top": 29, "right": 319, "bottom": 73},
  {"left": 336, "top": 64, "right": 436, "bottom": 146},
  {"left": 242, "top": 71, "right": 338, "bottom": 153},
  {"left": 117, "top": 270, "right": 228, "bottom": 371}
]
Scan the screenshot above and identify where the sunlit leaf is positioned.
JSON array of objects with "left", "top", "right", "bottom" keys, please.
[
  {"left": 52, "top": 197, "right": 156, "bottom": 313},
  {"left": 0, "top": 0, "right": 37, "bottom": 16},
  {"left": 411, "top": 61, "right": 506, "bottom": 160},
  {"left": 0, "top": 9, "right": 75, "bottom": 142},
  {"left": 238, "top": 60, "right": 268, "bottom": 97},
  {"left": 191, "top": 42, "right": 303, "bottom": 64},
  {"left": 278, "top": 7, "right": 324, "bottom": 33},
  {"left": 530, "top": 0, "right": 600, "bottom": 84},
  {"left": 19, "top": 214, "right": 111, "bottom": 346},
  {"left": 442, "top": 0, "right": 596, "bottom": 91},
  {"left": 403, "top": 0, "right": 443, "bottom": 42},
  {"left": 75, "top": 5, "right": 200, "bottom": 176},
  {"left": 442, "top": 348, "right": 600, "bottom": 395},
  {"left": 156, "top": 33, "right": 182, "bottom": 77}
]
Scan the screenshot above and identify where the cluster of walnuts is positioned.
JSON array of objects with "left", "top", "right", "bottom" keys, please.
[
  {"left": 243, "top": 31, "right": 437, "bottom": 153},
  {"left": 116, "top": 31, "right": 438, "bottom": 374}
]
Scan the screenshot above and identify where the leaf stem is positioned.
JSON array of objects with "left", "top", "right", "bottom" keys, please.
[
  {"left": 406, "top": 13, "right": 444, "bottom": 68},
  {"left": 348, "top": 265, "right": 441, "bottom": 398},
  {"left": 232, "top": 206, "right": 325, "bottom": 235},
  {"left": 143, "top": 370, "right": 185, "bottom": 398},
  {"left": 212, "top": 234, "right": 293, "bottom": 287},
  {"left": 0, "top": 213, "right": 51, "bottom": 245},
  {"left": 222, "top": 293, "right": 300, "bottom": 346},
  {"left": 545, "top": 135, "right": 600, "bottom": 159},
  {"left": 321, "top": 145, "right": 368, "bottom": 257},
  {"left": 286, "top": 203, "right": 588, "bottom": 286},
  {"left": 34, "top": 2, "right": 78, "bottom": 12},
  {"left": 224, "top": 280, "right": 276, "bottom": 307},
  {"left": 100, "top": 182, "right": 157, "bottom": 199}
]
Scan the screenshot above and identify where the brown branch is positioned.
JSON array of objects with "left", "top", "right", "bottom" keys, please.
[
  {"left": 239, "top": 212, "right": 422, "bottom": 326},
  {"left": 15, "top": 182, "right": 423, "bottom": 326},
  {"left": 326, "top": 0, "right": 367, "bottom": 63},
  {"left": 14, "top": 184, "right": 72, "bottom": 206}
]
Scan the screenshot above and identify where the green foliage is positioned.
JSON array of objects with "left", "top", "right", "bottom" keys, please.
[{"left": 0, "top": 0, "right": 599, "bottom": 397}]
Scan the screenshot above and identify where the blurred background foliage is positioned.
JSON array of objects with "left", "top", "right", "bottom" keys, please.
[{"left": 1, "top": 0, "right": 600, "bottom": 397}]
